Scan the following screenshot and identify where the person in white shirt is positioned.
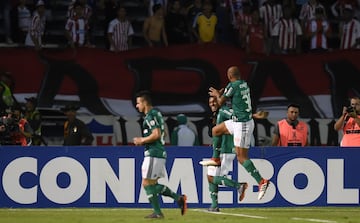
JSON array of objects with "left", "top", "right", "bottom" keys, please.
[
  {"left": 25, "top": 0, "right": 46, "bottom": 50},
  {"left": 107, "top": 6, "right": 134, "bottom": 52},
  {"left": 339, "top": 4, "right": 360, "bottom": 49},
  {"left": 170, "top": 114, "right": 199, "bottom": 146},
  {"left": 17, "top": 0, "right": 31, "bottom": 43}
]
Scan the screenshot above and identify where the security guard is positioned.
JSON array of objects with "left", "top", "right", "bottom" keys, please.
[{"left": 62, "top": 104, "right": 94, "bottom": 146}]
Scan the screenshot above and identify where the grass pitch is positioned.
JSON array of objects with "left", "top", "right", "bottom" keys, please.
[{"left": 0, "top": 207, "right": 359, "bottom": 223}]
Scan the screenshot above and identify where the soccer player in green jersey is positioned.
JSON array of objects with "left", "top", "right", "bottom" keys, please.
[
  {"left": 206, "top": 96, "right": 248, "bottom": 212},
  {"left": 133, "top": 91, "right": 187, "bottom": 219},
  {"left": 208, "top": 66, "right": 270, "bottom": 200}
]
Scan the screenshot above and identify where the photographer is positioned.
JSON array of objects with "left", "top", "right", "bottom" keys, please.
[
  {"left": 334, "top": 97, "right": 360, "bottom": 147},
  {"left": 5, "top": 105, "right": 33, "bottom": 146}
]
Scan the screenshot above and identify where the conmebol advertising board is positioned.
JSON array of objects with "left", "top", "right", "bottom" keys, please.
[{"left": 0, "top": 147, "right": 359, "bottom": 207}]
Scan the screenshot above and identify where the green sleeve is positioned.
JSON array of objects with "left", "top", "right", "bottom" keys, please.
[{"left": 170, "top": 127, "right": 179, "bottom": 145}]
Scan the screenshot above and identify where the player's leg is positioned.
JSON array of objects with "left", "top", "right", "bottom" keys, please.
[
  {"left": 200, "top": 121, "right": 232, "bottom": 166},
  {"left": 233, "top": 120, "right": 270, "bottom": 200},
  {"left": 207, "top": 166, "right": 220, "bottom": 212},
  {"left": 212, "top": 153, "right": 248, "bottom": 201},
  {"left": 154, "top": 183, "right": 187, "bottom": 215},
  {"left": 212, "top": 121, "right": 231, "bottom": 137},
  {"left": 142, "top": 157, "right": 163, "bottom": 218},
  {"left": 151, "top": 158, "right": 187, "bottom": 215}
]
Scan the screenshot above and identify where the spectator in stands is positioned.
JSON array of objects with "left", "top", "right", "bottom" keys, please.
[
  {"left": 334, "top": 96, "right": 360, "bottom": 147},
  {"left": 24, "top": 97, "right": 42, "bottom": 146},
  {"left": 186, "top": 0, "right": 202, "bottom": 42},
  {"left": 272, "top": 5, "right": 303, "bottom": 54},
  {"left": 331, "top": 0, "right": 359, "bottom": 20},
  {"left": 170, "top": 114, "right": 199, "bottom": 146},
  {"left": 245, "top": 9, "right": 267, "bottom": 54},
  {"left": 107, "top": 6, "right": 134, "bottom": 52},
  {"left": 67, "top": 0, "right": 94, "bottom": 47},
  {"left": 227, "top": 0, "right": 243, "bottom": 31},
  {"left": 103, "top": 0, "right": 119, "bottom": 49},
  {"left": 236, "top": 2, "right": 252, "bottom": 48},
  {"left": 306, "top": 7, "right": 331, "bottom": 52},
  {"left": 143, "top": 4, "right": 168, "bottom": 47},
  {"left": 14, "top": 0, "right": 31, "bottom": 44},
  {"left": 271, "top": 103, "right": 309, "bottom": 147},
  {"left": 259, "top": 0, "right": 283, "bottom": 54},
  {"left": 0, "top": 0, "right": 14, "bottom": 44},
  {"left": 339, "top": 4, "right": 360, "bottom": 49},
  {"left": 65, "top": 1, "right": 88, "bottom": 48},
  {"left": 192, "top": 2, "right": 217, "bottom": 43},
  {"left": 62, "top": 104, "right": 94, "bottom": 146},
  {"left": 215, "top": 0, "right": 233, "bottom": 44},
  {"left": 299, "top": 0, "right": 326, "bottom": 29},
  {"left": 165, "top": 0, "right": 190, "bottom": 44},
  {"left": 25, "top": 0, "right": 46, "bottom": 51},
  {"left": 294, "top": 0, "right": 308, "bottom": 18}
]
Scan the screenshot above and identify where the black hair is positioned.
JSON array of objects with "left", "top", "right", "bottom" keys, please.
[
  {"left": 287, "top": 103, "right": 300, "bottom": 110},
  {"left": 152, "top": 3, "right": 162, "bottom": 14},
  {"left": 136, "top": 90, "right": 152, "bottom": 105}
]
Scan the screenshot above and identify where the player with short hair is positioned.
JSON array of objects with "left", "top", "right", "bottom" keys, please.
[
  {"left": 133, "top": 90, "right": 187, "bottom": 219},
  {"left": 208, "top": 66, "right": 270, "bottom": 200},
  {"left": 271, "top": 103, "right": 309, "bottom": 146}
]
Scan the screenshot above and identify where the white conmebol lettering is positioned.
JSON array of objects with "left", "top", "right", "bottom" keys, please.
[
  {"left": 2, "top": 157, "right": 38, "bottom": 204},
  {"left": 90, "top": 158, "right": 135, "bottom": 203},
  {"left": 139, "top": 158, "right": 198, "bottom": 203},
  {"left": 278, "top": 158, "right": 324, "bottom": 205},
  {"left": 40, "top": 157, "right": 87, "bottom": 204},
  {"left": 327, "top": 159, "right": 359, "bottom": 204},
  {"left": 202, "top": 160, "right": 234, "bottom": 204},
  {"left": 238, "top": 159, "right": 275, "bottom": 203}
]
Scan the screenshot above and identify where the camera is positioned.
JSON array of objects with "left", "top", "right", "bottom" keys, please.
[
  {"left": 0, "top": 112, "right": 20, "bottom": 145},
  {"left": 346, "top": 106, "right": 355, "bottom": 113}
]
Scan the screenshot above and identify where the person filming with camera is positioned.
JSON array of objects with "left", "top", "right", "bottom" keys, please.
[
  {"left": 334, "top": 97, "right": 360, "bottom": 147},
  {"left": 3, "top": 105, "right": 33, "bottom": 146}
]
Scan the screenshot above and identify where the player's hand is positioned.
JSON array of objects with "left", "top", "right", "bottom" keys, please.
[
  {"left": 253, "top": 110, "right": 269, "bottom": 119},
  {"left": 133, "top": 137, "right": 144, "bottom": 145},
  {"left": 209, "top": 87, "right": 220, "bottom": 97}
]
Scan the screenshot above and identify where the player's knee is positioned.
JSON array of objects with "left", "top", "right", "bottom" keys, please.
[{"left": 207, "top": 175, "right": 214, "bottom": 183}]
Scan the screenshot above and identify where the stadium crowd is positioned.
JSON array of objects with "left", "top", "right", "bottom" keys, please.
[{"left": 0, "top": 0, "right": 359, "bottom": 53}]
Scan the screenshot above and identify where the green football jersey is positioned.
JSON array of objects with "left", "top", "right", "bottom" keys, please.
[
  {"left": 217, "top": 106, "right": 234, "bottom": 154},
  {"left": 223, "top": 79, "right": 252, "bottom": 122},
  {"left": 142, "top": 108, "right": 167, "bottom": 159}
]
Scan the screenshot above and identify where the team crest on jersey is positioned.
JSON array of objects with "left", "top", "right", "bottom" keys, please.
[{"left": 143, "top": 129, "right": 148, "bottom": 134}]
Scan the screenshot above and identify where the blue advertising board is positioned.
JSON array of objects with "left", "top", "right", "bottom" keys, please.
[{"left": 0, "top": 146, "right": 359, "bottom": 208}]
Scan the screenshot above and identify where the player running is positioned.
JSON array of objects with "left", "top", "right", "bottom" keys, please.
[{"left": 133, "top": 90, "right": 187, "bottom": 218}]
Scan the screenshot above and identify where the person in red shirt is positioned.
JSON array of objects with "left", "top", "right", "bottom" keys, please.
[
  {"left": 334, "top": 97, "right": 360, "bottom": 147},
  {"left": 271, "top": 103, "right": 309, "bottom": 147},
  {"left": 245, "top": 9, "right": 266, "bottom": 55}
]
